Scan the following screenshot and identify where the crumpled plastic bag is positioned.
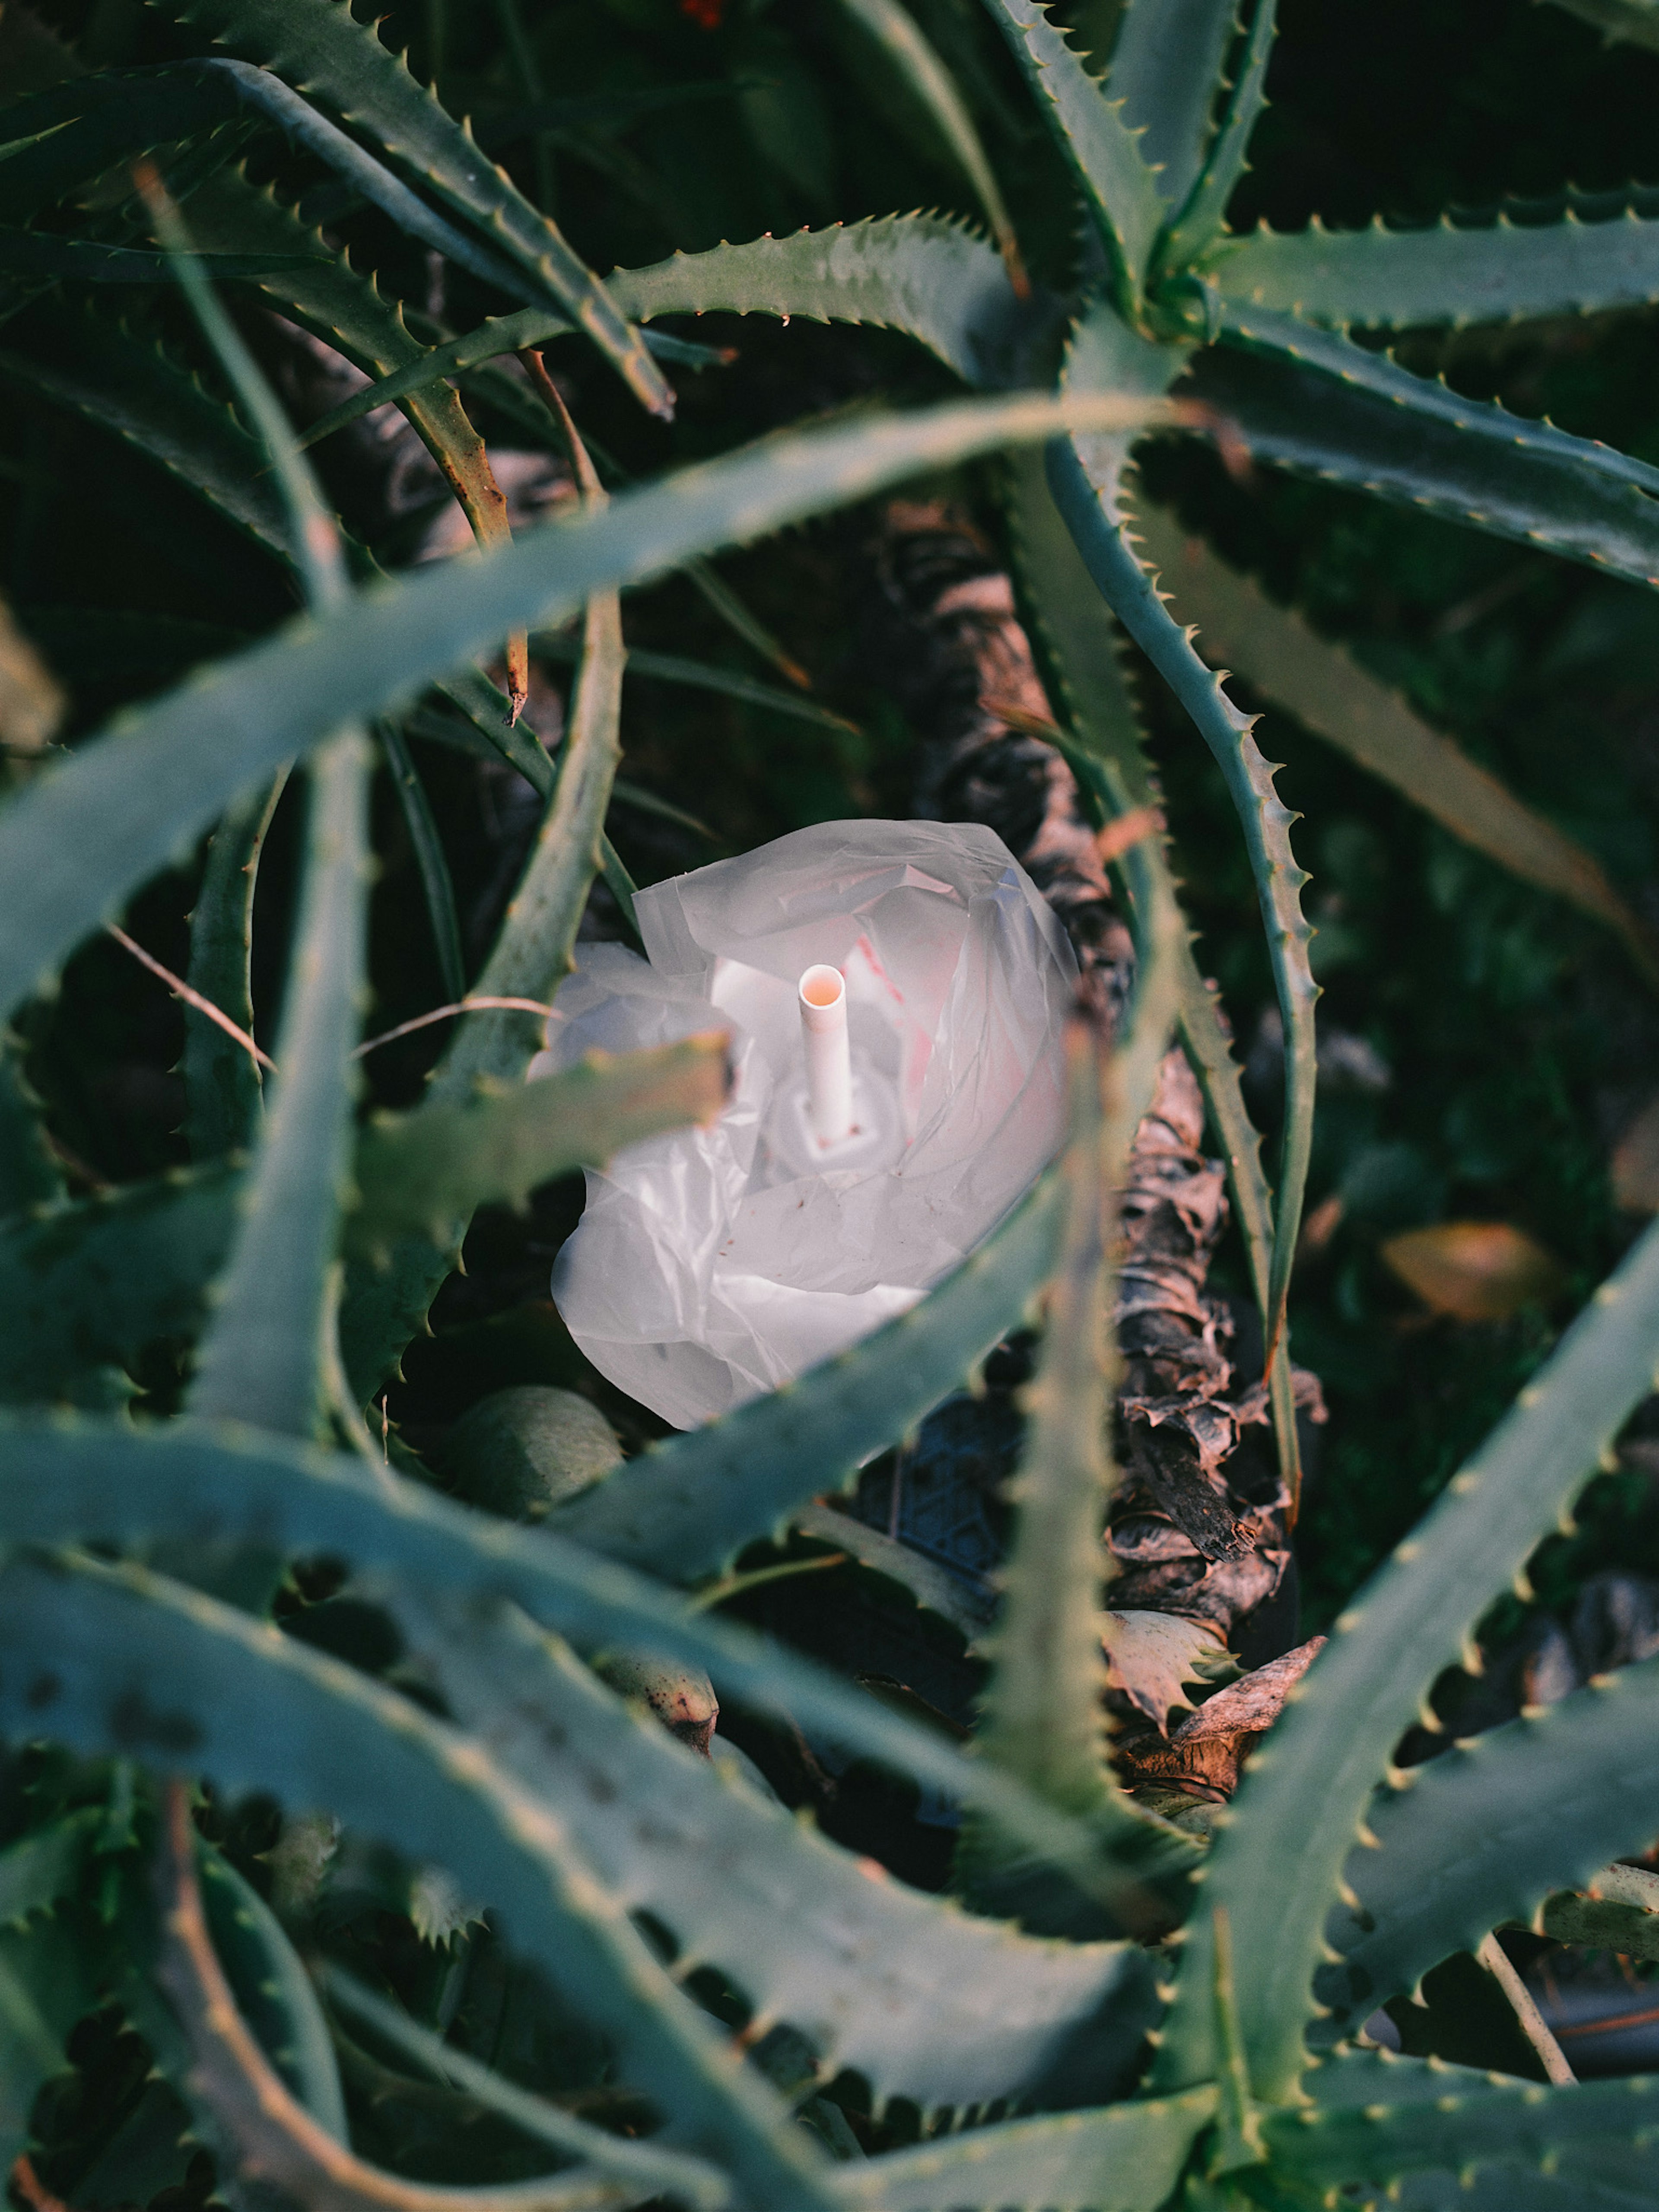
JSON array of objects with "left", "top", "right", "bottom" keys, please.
[{"left": 535, "top": 819, "right": 1076, "bottom": 1428}]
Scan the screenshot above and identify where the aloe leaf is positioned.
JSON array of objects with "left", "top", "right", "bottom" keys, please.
[
  {"left": 546, "top": 1171, "right": 1061, "bottom": 1574},
  {"left": 0, "top": 1031, "right": 64, "bottom": 1217},
  {"left": 0, "top": 1164, "right": 238, "bottom": 1403},
  {"left": 1052, "top": 302, "right": 1316, "bottom": 1371},
  {"left": 833, "top": 2086, "right": 1218, "bottom": 2211},
  {"left": 380, "top": 725, "right": 464, "bottom": 1004},
  {"left": 1213, "top": 203, "right": 1659, "bottom": 329},
  {"left": 195, "top": 1845, "right": 348, "bottom": 2137},
  {"left": 0, "top": 385, "right": 1162, "bottom": 1032},
  {"left": 1000, "top": 444, "right": 1299, "bottom": 1499},
  {"left": 0, "top": 73, "right": 235, "bottom": 219},
  {"left": 1150, "top": 1210, "right": 1659, "bottom": 2103},
  {"left": 1193, "top": 313, "right": 1659, "bottom": 590},
  {"left": 350, "top": 1034, "right": 728, "bottom": 1255},
  {"left": 0, "top": 1416, "right": 1195, "bottom": 1920},
  {"left": 1106, "top": 0, "right": 1239, "bottom": 213},
  {"left": 981, "top": 0, "right": 1165, "bottom": 311},
  {"left": 1131, "top": 505, "right": 1659, "bottom": 989},
  {"left": 0, "top": 303, "right": 290, "bottom": 560},
  {"left": 0, "top": 230, "right": 323, "bottom": 280},
  {"left": 0, "top": 1042, "right": 723, "bottom": 1405},
  {"left": 186, "top": 731, "right": 370, "bottom": 1438},
  {"left": 1151, "top": 0, "right": 1275, "bottom": 280},
  {"left": 184, "top": 775, "right": 283, "bottom": 1161},
  {"left": 1262, "top": 2050, "right": 1659, "bottom": 2196},
  {"left": 398, "top": 1595, "right": 1160, "bottom": 2112},
  {"left": 1321, "top": 1651, "right": 1659, "bottom": 2039},
  {"left": 789, "top": 1501, "right": 994, "bottom": 1643},
  {"left": 0, "top": 1547, "right": 836, "bottom": 2212},
  {"left": 979, "top": 892, "right": 1182, "bottom": 1814},
  {"left": 591, "top": 641, "right": 861, "bottom": 738},
  {"left": 159, "top": 0, "right": 671, "bottom": 418},
  {"left": 321, "top": 1969, "right": 729, "bottom": 2207},
  {"left": 179, "top": 167, "right": 518, "bottom": 580},
  {"left": 834, "top": 0, "right": 1026, "bottom": 289},
  {"left": 0, "top": 1808, "right": 100, "bottom": 1925}
]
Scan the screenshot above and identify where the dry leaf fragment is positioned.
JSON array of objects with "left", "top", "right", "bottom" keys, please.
[
  {"left": 1381, "top": 1221, "right": 1565, "bottom": 1322},
  {"left": 0, "top": 596, "right": 63, "bottom": 753},
  {"left": 1117, "top": 1635, "right": 1326, "bottom": 1802},
  {"left": 1101, "top": 1608, "right": 1238, "bottom": 1735}
]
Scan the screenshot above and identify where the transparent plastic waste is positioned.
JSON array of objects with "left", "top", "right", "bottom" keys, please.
[{"left": 534, "top": 820, "right": 1076, "bottom": 1428}]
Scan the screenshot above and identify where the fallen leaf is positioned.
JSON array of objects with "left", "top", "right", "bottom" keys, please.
[
  {"left": 1381, "top": 1221, "right": 1564, "bottom": 1322},
  {"left": 1102, "top": 1608, "right": 1238, "bottom": 1735},
  {"left": 1117, "top": 1636, "right": 1325, "bottom": 1802}
]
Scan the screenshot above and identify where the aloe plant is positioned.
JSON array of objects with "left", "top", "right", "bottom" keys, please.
[{"left": 1, "top": 1, "right": 1659, "bottom": 2206}]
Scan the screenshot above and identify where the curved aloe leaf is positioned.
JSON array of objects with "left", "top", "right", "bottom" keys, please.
[
  {"left": 1213, "top": 202, "right": 1659, "bottom": 329},
  {"left": 0, "top": 231, "right": 321, "bottom": 280},
  {"left": 194, "top": 1845, "right": 348, "bottom": 2137},
  {"left": 0, "top": 303, "right": 290, "bottom": 560},
  {"left": 161, "top": 0, "right": 671, "bottom": 416},
  {"left": 0, "top": 1032, "right": 64, "bottom": 1218},
  {"left": 401, "top": 1595, "right": 1158, "bottom": 2113},
  {"left": 0, "top": 1417, "right": 1195, "bottom": 1921},
  {"left": 1186, "top": 311, "right": 1659, "bottom": 592},
  {"left": 0, "top": 1546, "right": 836, "bottom": 2212},
  {"left": 981, "top": 0, "right": 1164, "bottom": 313},
  {"left": 547, "top": 1170, "right": 1064, "bottom": 1576},
  {"left": 833, "top": 2087, "right": 1218, "bottom": 2212},
  {"left": 0, "top": 385, "right": 1161, "bottom": 1030},
  {"left": 1052, "top": 302, "right": 1316, "bottom": 1373},
  {"left": 187, "top": 730, "right": 369, "bottom": 1439},
  {"left": 978, "top": 895, "right": 1181, "bottom": 1813},
  {"left": 1150, "top": 1210, "right": 1659, "bottom": 2103},
  {"left": 1001, "top": 442, "right": 1300, "bottom": 1500},
  {"left": 1106, "top": 0, "right": 1239, "bottom": 213},
  {"left": 1151, "top": 0, "right": 1275, "bottom": 281},
  {"left": 181, "top": 167, "right": 516, "bottom": 576},
  {"left": 1263, "top": 2049, "right": 1659, "bottom": 2196},
  {"left": 1131, "top": 503, "right": 1659, "bottom": 989},
  {"left": 381, "top": 725, "right": 464, "bottom": 1004},
  {"left": 1321, "top": 1651, "right": 1659, "bottom": 2038},
  {"left": 834, "top": 0, "right": 1026, "bottom": 289},
  {"left": 301, "top": 218, "right": 1025, "bottom": 451},
  {"left": 184, "top": 775, "right": 283, "bottom": 1161},
  {"left": 0, "top": 1038, "right": 724, "bottom": 1406}
]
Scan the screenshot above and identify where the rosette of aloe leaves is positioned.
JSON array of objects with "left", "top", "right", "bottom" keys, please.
[{"left": 4, "top": 0, "right": 1659, "bottom": 2206}]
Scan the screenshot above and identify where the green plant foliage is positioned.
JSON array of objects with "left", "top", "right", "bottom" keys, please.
[{"left": 8, "top": 2, "right": 1659, "bottom": 2206}]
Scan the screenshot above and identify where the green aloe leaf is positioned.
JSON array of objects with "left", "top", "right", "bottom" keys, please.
[
  {"left": 1150, "top": 1210, "right": 1659, "bottom": 2104},
  {"left": 0, "top": 1039, "right": 723, "bottom": 1405},
  {"left": 1546, "top": 0, "right": 1659, "bottom": 45},
  {"left": 158, "top": 0, "right": 671, "bottom": 417},
  {"left": 833, "top": 2086, "right": 1219, "bottom": 2211},
  {"left": 0, "top": 1546, "right": 836, "bottom": 2212},
  {"left": 0, "top": 384, "right": 1160, "bottom": 1031},
  {"left": 982, "top": 0, "right": 1166, "bottom": 312},
  {"left": 834, "top": 0, "right": 1026, "bottom": 289},
  {"left": 1053, "top": 300, "right": 1316, "bottom": 1373},
  {"left": 1131, "top": 504, "right": 1659, "bottom": 989},
  {"left": 380, "top": 726, "right": 465, "bottom": 1004},
  {"left": 0, "top": 230, "right": 323, "bottom": 280},
  {"left": 1001, "top": 442, "right": 1299, "bottom": 1499},
  {"left": 1213, "top": 201, "right": 1659, "bottom": 328},
  {"left": 399, "top": 1595, "right": 1159, "bottom": 2113},
  {"left": 1263, "top": 2050, "right": 1659, "bottom": 2198},
  {"left": 546, "top": 1169, "right": 1064, "bottom": 1577},
  {"left": 0, "top": 1032, "right": 65, "bottom": 1218},
  {"left": 534, "top": 636, "right": 860, "bottom": 740},
  {"left": 184, "top": 774, "right": 283, "bottom": 1161},
  {"left": 299, "top": 217, "right": 1024, "bottom": 452},
  {"left": 0, "top": 69, "right": 243, "bottom": 221},
  {"left": 1322, "top": 1650, "right": 1659, "bottom": 2038},
  {"left": 1106, "top": 0, "right": 1240, "bottom": 212},
  {"left": 977, "top": 896, "right": 1182, "bottom": 1816},
  {"left": 1151, "top": 0, "right": 1275, "bottom": 282},
  {"left": 186, "top": 729, "right": 369, "bottom": 1438},
  {"left": 0, "top": 1417, "right": 1196, "bottom": 1921},
  {"left": 0, "top": 302, "right": 291, "bottom": 560},
  {"left": 1186, "top": 311, "right": 1659, "bottom": 591}
]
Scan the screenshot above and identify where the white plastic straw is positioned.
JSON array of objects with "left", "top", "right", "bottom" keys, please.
[{"left": 798, "top": 963, "right": 852, "bottom": 1144}]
